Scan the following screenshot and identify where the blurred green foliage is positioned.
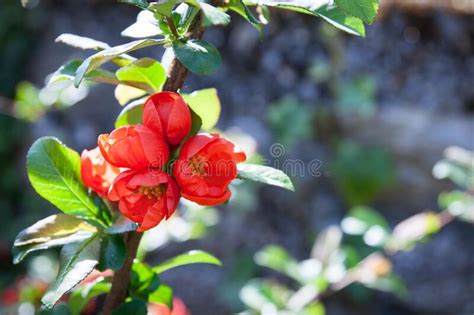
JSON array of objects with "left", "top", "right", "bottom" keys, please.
[{"left": 330, "top": 141, "right": 396, "bottom": 206}]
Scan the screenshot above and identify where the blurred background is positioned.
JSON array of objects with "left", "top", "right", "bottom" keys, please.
[{"left": 0, "top": 0, "right": 473, "bottom": 314}]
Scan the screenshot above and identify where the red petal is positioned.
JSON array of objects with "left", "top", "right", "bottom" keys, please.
[
  {"left": 181, "top": 189, "right": 231, "bottom": 206},
  {"left": 179, "top": 133, "right": 217, "bottom": 159},
  {"left": 143, "top": 92, "right": 191, "bottom": 146}
]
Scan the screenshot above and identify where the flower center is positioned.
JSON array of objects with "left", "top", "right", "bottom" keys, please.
[
  {"left": 137, "top": 184, "right": 165, "bottom": 199},
  {"left": 189, "top": 155, "right": 208, "bottom": 176}
]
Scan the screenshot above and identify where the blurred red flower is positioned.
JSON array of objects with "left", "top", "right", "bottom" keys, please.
[
  {"left": 143, "top": 92, "right": 191, "bottom": 147},
  {"left": 98, "top": 124, "right": 169, "bottom": 170},
  {"left": 81, "top": 147, "right": 121, "bottom": 197},
  {"left": 148, "top": 298, "right": 191, "bottom": 315},
  {"left": 109, "top": 169, "right": 180, "bottom": 231},
  {"left": 173, "top": 133, "right": 246, "bottom": 206}
]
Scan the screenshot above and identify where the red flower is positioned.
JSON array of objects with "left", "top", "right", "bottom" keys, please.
[
  {"left": 98, "top": 124, "right": 169, "bottom": 170},
  {"left": 108, "top": 169, "right": 180, "bottom": 232},
  {"left": 81, "top": 147, "right": 121, "bottom": 197},
  {"left": 173, "top": 134, "right": 246, "bottom": 206},
  {"left": 143, "top": 92, "right": 191, "bottom": 146}
]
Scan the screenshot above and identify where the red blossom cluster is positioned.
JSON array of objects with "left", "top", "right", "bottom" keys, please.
[{"left": 81, "top": 92, "right": 246, "bottom": 231}]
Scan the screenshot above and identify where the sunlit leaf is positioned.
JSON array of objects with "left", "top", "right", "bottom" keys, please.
[
  {"left": 237, "top": 164, "right": 295, "bottom": 191},
  {"left": 334, "top": 0, "right": 379, "bottom": 24},
  {"left": 153, "top": 250, "right": 222, "bottom": 274},
  {"left": 74, "top": 39, "right": 167, "bottom": 87},
  {"left": 228, "top": 0, "right": 262, "bottom": 31},
  {"left": 182, "top": 88, "right": 221, "bottom": 131},
  {"left": 56, "top": 34, "right": 110, "bottom": 51},
  {"left": 122, "top": 10, "right": 163, "bottom": 38},
  {"left": 115, "top": 98, "right": 146, "bottom": 128},
  {"left": 148, "top": 284, "right": 173, "bottom": 309},
  {"left": 119, "top": 0, "right": 148, "bottom": 9},
  {"left": 116, "top": 58, "right": 166, "bottom": 93},
  {"left": 200, "top": 3, "right": 231, "bottom": 26},
  {"left": 27, "top": 137, "right": 111, "bottom": 226},
  {"left": 115, "top": 85, "right": 147, "bottom": 106},
  {"left": 42, "top": 236, "right": 101, "bottom": 309}
]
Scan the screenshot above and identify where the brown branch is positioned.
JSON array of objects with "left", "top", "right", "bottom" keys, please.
[{"left": 101, "top": 14, "right": 205, "bottom": 315}]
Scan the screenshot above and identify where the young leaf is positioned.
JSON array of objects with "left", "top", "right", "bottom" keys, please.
[
  {"left": 112, "top": 300, "right": 148, "bottom": 315},
  {"left": 182, "top": 88, "right": 221, "bottom": 131},
  {"left": 116, "top": 58, "right": 166, "bottom": 93},
  {"left": 115, "top": 98, "right": 146, "bottom": 128},
  {"left": 75, "top": 39, "right": 167, "bottom": 87},
  {"left": 148, "top": 284, "right": 173, "bottom": 309},
  {"left": 172, "top": 39, "right": 221, "bottom": 75},
  {"left": 42, "top": 236, "right": 101, "bottom": 309},
  {"left": 237, "top": 164, "right": 295, "bottom": 191},
  {"left": 334, "top": 0, "right": 379, "bottom": 24},
  {"left": 199, "top": 3, "right": 231, "bottom": 27},
  {"left": 228, "top": 0, "right": 262, "bottom": 31},
  {"left": 27, "top": 137, "right": 110, "bottom": 226},
  {"left": 152, "top": 250, "right": 222, "bottom": 274},
  {"left": 98, "top": 234, "right": 126, "bottom": 271},
  {"left": 122, "top": 10, "right": 163, "bottom": 38}
]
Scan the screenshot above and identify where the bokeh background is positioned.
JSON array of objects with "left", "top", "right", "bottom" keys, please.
[{"left": 0, "top": 0, "right": 473, "bottom": 314}]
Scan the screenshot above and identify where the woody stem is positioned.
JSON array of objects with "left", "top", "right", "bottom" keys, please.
[{"left": 101, "top": 14, "right": 205, "bottom": 315}]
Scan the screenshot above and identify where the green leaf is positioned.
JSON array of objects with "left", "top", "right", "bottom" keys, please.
[
  {"left": 254, "top": 245, "right": 301, "bottom": 282},
  {"left": 12, "top": 214, "right": 97, "bottom": 264},
  {"left": 119, "top": 0, "right": 149, "bottom": 9},
  {"left": 439, "top": 191, "right": 474, "bottom": 223},
  {"left": 334, "top": 0, "right": 379, "bottom": 24},
  {"left": 199, "top": 3, "right": 231, "bottom": 26},
  {"left": 149, "top": 0, "right": 179, "bottom": 16},
  {"left": 173, "top": 39, "right": 221, "bottom": 75},
  {"left": 148, "top": 284, "right": 173, "bottom": 309},
  {"left": 48, "top": 60, "right": 122, "bottom": 86},
  {"left": 130, "top": 261, "right": 160, "bottom": 298},
  {"left": 42, "top": 236, "right": 101, "bottom": 309},
  {"left": 116, "top": 58, "right": 166, "bottom": 93},
  {"left": 152, "top": 250, "right": 222, "bottom": 274},
  {"left": 112, "top": 300, "right": 148, "bottom": 315},
  {"left": 75, "top": 39, "right": 167, "bottom": 87},
  {"left": 228, "top": 0, "right": 262, "bottom": 31},
  {"left": 122, "top": 10, "right": 163, "bottom": 38},
  {"left": 99, "top": 234, "right": 126, "bottom": 271},
  {"left": 106, "top": 217, "right": 139, "bottom": 234},
  {"left": 237, "top": 164, "right": 295, "bottom": 191},
  {"left": 69, "top": 280, "right": 111, "bottom": 315},
  {"left": 115, "top": 98, "right": 146, "bottom": 128},
  {"left": 316, "top": 5, "right": 366, "bottom": 37},
  {"left": 27, "top": 137, "right": 110, "bottom": 226},
  {"left": 55, "top": 34, "right": 110, "bottom": 51},
  {"left": 14, "top": 214, "right": 96, "bottom": 246},
  {"left": 182, "top": 88, "right": 221, "bottom": 131}
]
